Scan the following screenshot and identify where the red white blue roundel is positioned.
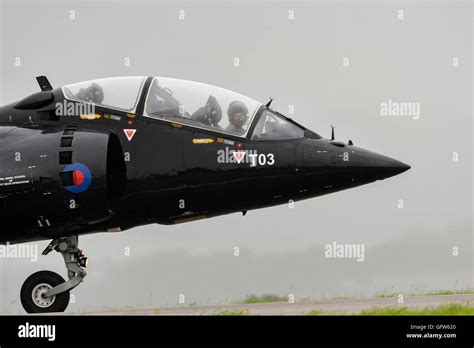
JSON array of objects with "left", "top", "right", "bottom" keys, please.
[{"left": 63, "top": 163, "right": 92, "bottom": 193}]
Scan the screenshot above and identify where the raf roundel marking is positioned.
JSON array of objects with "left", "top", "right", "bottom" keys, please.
[{"left": 63, "top": 163, "right": 92, "bottom": 193}]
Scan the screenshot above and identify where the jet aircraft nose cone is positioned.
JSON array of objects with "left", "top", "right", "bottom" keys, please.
[
  {"left": 349, "top": 146, "right": 410, "bottom": 180},
  {"left": 377, "top": 159, "right": 410, "bottom": 179}
]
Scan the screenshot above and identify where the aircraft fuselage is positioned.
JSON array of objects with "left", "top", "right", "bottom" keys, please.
[{"left": 0, "top": 76, "right": 410, "bottom": 244}]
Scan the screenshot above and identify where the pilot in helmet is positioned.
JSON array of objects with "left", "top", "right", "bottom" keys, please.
[
  {"left": 191, "top": 95, "right": 223, "bottom": 129},
  {"left": 225, "top": 101, "right": 248, "bottom": 135},
  {"left": 74, "top": 82, "right": 104, "bottom": 104}
]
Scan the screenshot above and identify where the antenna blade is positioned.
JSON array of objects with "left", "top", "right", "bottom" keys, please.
[{"left": 36, "top": 76, "right": 53, "bottom": 91}]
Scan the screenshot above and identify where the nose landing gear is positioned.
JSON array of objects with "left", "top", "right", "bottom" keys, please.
[{"left": 20, "top": 235, "right": 87, "bottom": 313}]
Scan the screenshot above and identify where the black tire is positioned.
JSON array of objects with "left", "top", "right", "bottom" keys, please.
[{"left": 20, "top": 271, "right": 70, "bottom": 313}]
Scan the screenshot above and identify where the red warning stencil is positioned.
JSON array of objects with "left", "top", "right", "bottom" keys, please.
[{"left": 123, "top": 129, "right": 137, "bottom": 141}]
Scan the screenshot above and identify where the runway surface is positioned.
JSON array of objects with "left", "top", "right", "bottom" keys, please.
[{"left": 81, "top": 294, "right": 474, "bottom": 315}]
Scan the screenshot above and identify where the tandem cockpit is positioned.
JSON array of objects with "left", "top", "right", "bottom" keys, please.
[{"left": 62, "top": 76, "right": 321, "bottom": 141}]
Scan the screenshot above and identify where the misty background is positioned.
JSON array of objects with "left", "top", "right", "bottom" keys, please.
[{"left": 0, "top": 0, "right": 472, "bottom": 313}]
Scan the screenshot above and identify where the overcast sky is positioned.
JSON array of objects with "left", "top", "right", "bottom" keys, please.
[{"left": 0, "top": 0, "right": 472, "bottom": 313}]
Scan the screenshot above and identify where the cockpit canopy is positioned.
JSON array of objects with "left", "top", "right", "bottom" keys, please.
[
  {"left": 62, "top": 76, "right": 147, "bottom": 112},
  {"left": 144, "top": 77, "right": 262, "bottom": 137},
  {"left": 62, "top": 76, "right": 318, "bottom": 140},
  {"left": 62, "top": 76, "right": 261, "bottom": 137}
]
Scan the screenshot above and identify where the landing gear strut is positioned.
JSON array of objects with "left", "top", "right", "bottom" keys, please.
[{"left": 20, "top": 235, "right": 87, "bottom": 313}]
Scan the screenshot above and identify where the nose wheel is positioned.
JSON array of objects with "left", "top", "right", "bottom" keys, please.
[
  {"left": 20, "top": 235, "right": 87, "bottom": 313},
  {"left": 21, "top": 271, "right": 70, "bottom": 313}
]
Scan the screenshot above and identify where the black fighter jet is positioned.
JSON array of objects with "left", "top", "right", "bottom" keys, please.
[{"left": 0, "top": 76, "right": 410, "bottom": 313}]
